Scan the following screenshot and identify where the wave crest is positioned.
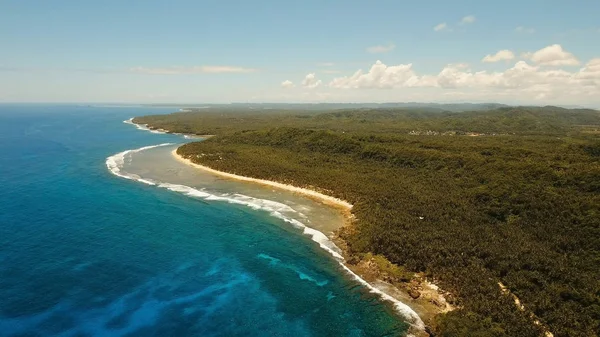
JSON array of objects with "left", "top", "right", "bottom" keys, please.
[
  {"left": 123, "top": 118, "right": 168, "bottom": 134},
  {"left": 105, "top": 143, "right": 174, "bottom": 183}
]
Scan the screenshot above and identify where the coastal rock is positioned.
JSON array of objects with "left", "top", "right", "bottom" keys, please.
[{"left": 409, "top": 289, "right": 421, "bottom": 299}]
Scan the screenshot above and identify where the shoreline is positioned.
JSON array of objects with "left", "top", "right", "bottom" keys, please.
[
  {"left": 171, "top": 150, "right": 353, "bottom": 211},
  {"left": 122, "top": 117, "right": 452, "bottom": 336},
  {"left": 173, "top": 149, "right": 454, "bottom": 336},
  {"left": 125, "top": 117, "right": 213, "bottom": 139}
]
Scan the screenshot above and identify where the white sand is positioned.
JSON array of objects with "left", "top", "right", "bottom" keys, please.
[{"left": 172, "top": 150, "right": 353, "bottom": 211}]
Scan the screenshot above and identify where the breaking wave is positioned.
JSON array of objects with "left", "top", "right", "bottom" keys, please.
[
  {"left": 124, "top": 118, "right": 197, "bottom": 139},
  {"left": 123, "top": 118, "right": 168, "bottom": 134}
]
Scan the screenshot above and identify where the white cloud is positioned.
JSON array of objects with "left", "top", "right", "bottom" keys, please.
[
  {"left": 460, "top": 15, "right": 476, "bottom": 25},
  {"left": 524, "top": 44, "right": 580, "bottom": 66},
  {"left": 329, "top": 60, "right": 423, "bottom": 89},
  {"left": 319, "top": 56, "right": 600, "bottom": 104},
  {"left": 581, "top": 58, "right": 600, "bottom": 75},
  {"left": 515, "top": 26, "right": 535, "bottom": 34},
  {"left": 419, "top": 60, "right": 585, "bottom": 94},
  {"left": 575, "top": 58, "right": 600, "bottom": 86},
  {"left": 130, "top": 65, "right": 257, "bottom": 74},
  {"left": 433, "top": 22, "right": 449, "bottom": 32},
  {"left": 277, "top": 44, "right": 600, "bottom": 105},
  {"left": 281, "top": 80, "right": 295, "bottom": 88},
  {"left": 482, "top": 50, "right": 516, "bottom": 63},
  {"left": 302, "top": 73, "right": 322, "bottom": 89},
  {"left": 436, "top": 61, "right": 536, "bottom": 89},
  {"left": 366, "top": 44, "right": 395, "bottom": 54}
]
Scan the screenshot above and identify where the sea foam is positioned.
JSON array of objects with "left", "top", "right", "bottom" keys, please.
[
  {"left": 105, "top": 143, "right": 174, "bottom": 183},
  {"left": 123, "top": 118, "right": 168, "bottom": 134},
  {"left": 124, "top": 118, "right": 200, "bottom": 139}
]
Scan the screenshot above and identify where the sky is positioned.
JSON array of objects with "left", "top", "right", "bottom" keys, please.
[{"left": 1, "top": 0, "right": 599, "bottom": 106}]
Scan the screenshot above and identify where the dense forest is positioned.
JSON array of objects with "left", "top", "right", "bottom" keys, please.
[{"left": 135, "top": 106, "right": 600, "bottom": 337}]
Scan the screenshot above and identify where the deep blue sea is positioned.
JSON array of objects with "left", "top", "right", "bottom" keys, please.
[{"left": 0, "top": 105, "right": 409, "bottom": 337}]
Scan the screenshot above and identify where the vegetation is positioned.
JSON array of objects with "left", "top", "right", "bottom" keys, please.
[
  {"left": 136, "top": 106, "right": 600, "bottom": 337},
  {"left": 363, "top": 252, "right": 413, "bottom": 283}
]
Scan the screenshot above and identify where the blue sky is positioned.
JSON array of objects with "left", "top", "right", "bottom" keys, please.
[{"left": 1, "top": 0, "right": 599, "bottom": 105}]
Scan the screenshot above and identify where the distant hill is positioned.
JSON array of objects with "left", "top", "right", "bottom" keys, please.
[
  {"left": 134, "top": 105, "right": 600, "bottom": 136},
  {"left": 145, "top": 102, "right": 510, "bottom": 112}
]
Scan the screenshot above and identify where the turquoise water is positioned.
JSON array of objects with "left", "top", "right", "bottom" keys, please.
[{"left": 0, "top": 105, "right": 410, "bottom": 336}]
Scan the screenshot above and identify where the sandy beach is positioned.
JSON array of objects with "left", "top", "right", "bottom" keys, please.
[{"left": 171, "top": 150, "right": 353, "bottom": 211}]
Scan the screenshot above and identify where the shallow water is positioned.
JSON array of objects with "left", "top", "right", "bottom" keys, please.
[
  {"left": 123, "top": 144, "right": 345, "bottom": 237},
  {"left": 0, "top": 104, "right": 410, "bottom": 336}
]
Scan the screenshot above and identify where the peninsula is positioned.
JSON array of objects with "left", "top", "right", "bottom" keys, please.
[{"left": 134, "top": 105, "right": 600, "bottom": 337}]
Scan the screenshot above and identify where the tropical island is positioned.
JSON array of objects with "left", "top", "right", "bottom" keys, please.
[{"left": 134, "top": 104, "right": 600, "bottom": 337}]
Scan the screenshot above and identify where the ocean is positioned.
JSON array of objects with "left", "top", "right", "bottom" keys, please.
[{"left": 0, "top": 104, "right": 411, "bottom": 336}]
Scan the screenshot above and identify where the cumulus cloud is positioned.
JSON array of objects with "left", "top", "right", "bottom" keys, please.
[
  {"left": 411, "top": 60, "right": 587, "bottom": 94},
  {"left": 433, "top": 23, "right": 449, "bottom": 32},
  {"left": 482, "top": 50, "right": 516, "bottom": 63},
  {"left": 279, "top": 44, "right": 599, "bottom": 104},
  {"left": 322, "top": 52, "right": 599, "bottom": 102},
  {"left": 281, "top": 80, "right": 295, "bottom": 88},
  {"left": 436, "top": 61, "right": 538, "bottom": 89},
  {"left": 366, "top": 44, "right": 395, "bottom": 54},
  {"left": 302, "top": 73, "right": 322, "bottom": 89},
  {"left": 575, "top": 58, "right": 600, "bottom": 86},
  {"left": 515, "top": 26, "right": 535, "bottom": 34},
  {"left": 524, "top": 44, "right": 580, "bottom": 66},
  {"left": 329, "top": 60, "right": 425, "bottom": 89},
  {"left": 130, "top": 66, "right": 257, "bottom": 74},
  {"left": 581, "top": 58, "right": 600, "bottom": 74},
  {"left": 460, "top": 15, "right": 476, "bottom": 25}
]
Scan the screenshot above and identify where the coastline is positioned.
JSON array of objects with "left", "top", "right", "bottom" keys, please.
[
  {"left": 121, "top": 117, "right": 452, "bottom": 336},
  {"left": 171, "top": 150, "right": 353, "bottom": 211},
  {"left": 173, "top": 149, "right": 455, "bottom": 336},
  {"left": 124, "top": 118, "right": 213, "bottom": 139}
]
